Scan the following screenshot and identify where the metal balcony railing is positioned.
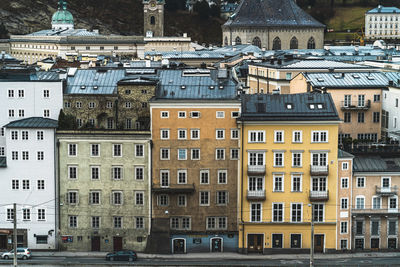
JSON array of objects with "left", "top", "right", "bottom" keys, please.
[
  {"left": 247, "top": 165, "right": 266, "bottom": 175},
  {"left": 247, "top": 190, "right": 266, "bottom": 200},
  {"left": 340, "top": 100, "right": 371, "bottom": 110},
  {"left": 309, "top": 190, "right": 329, "bottom": 201},
  {"left": 376, "top": 186, "right": 398, "bottom": 195},
  {"left": 310, "top": 165, "right": 329, "bottom": 176}
]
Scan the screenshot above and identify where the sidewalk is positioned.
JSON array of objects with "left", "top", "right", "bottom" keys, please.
[{"left": 32, "top": 251, "right": 400, "bottom": 260}]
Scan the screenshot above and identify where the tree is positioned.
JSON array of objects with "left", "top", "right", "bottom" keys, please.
[
  {"left": 57, "top": 109, "right": 77, "bottom": 130},
  {"left": 194, "top": 0, "right": 211, "bottom": 19},
  {"left": 0, "top": 23, "right": 8, "bottom": 39},
  {"left": 210, "top": 4, "right": 220, "bottom": 17}
]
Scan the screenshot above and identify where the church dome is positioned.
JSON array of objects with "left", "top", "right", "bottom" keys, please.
[{"left": 51, "top": 0, "right": 74, "bottom": 26}]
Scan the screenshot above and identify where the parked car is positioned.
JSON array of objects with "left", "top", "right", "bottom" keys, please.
[
  {"left": 105, "top": 250, "right": 137, "bottom": 261},
  {"left": 1, "top": 248, "right": 31, "bottom": 260}
]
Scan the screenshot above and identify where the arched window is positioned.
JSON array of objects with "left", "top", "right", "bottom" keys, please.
[
  {"left": 290, "top": 37, "right": 298, "bottom": 49},
  {"left": 235, "top": 36, "right": 242, "bottom": 45},
  {"left": 150, "top": 16, "right": 155, "bottom": 25},
  {"left": 224, "top": 37, "right": 228, "bottom": 46},
  {"left": 272, "top": 37, "right": 281, "bottom": 50},
  {"left": 307, "top": 37, "right": 316, "bottom": 49},
  {"left": 252, "top": 36, "right": 261, "bottom": 48}
]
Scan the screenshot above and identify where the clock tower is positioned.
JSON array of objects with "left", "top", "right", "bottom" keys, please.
[{"left": 143, "top": 0, "right": 165, "bottom": 37}]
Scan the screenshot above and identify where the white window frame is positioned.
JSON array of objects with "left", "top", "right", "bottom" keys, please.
[
  {"left": 248, "top": 130, "right": 265, "bottom": 143},
  {"left": 160, "top": 148, "right": 170, "bottom": 160},
  {"left": 68, "top": 144, "right": 77, "bottom": 157},
  {"left": 340, "top": 198, "right": 348, "bottom": 210},
  {"left": 341, "top": 177, "right": 349, "bottom": 189},
  {"left": 274, "top": 130, "right": 284, "bottom": 143},
  {"left": 178, "top": 111, "right": 186, "bottom": 118},
  {"left": 160, "top": 129, "right": 170, "bottom": 140},
  {"left": 217, "top": 170, "right": 228, "bottom": 184},
  {"left": 355, "top": 196, "right": 365, "bottom": 209},
  {"left": 191, "top": 148, "right": 200, "bottom": 160},
  {"left": 135, "top": 144, "right": 144, "bottom": 158},
  {"left": 292, "top": 152, "right": 302, "bottom": 167},
  {"left": 190, "top": 129, "right": 200, "bottom": 140},
  {"left": 112, "top": 144, "right": 122, "bottom": 157},
  {"left": 160, "top": 111, "right": 169, "bottom": 118},
  {"left": 290, "top": 202, "right": 303, "bottom": 222},
  {"left": 340, "top": 221, "right": 348, "bottom": 234},
  {"left": 177, "top": 169, "right": 187, "bottom": 184},
  {"left": 272, "top": 202, "right": 284, "bottom": 222},
  {"left": 216, "top": 111, "right": 225, "bottom": 118},
  {"left": 311, "top": 131, "right": 328, "bottom": 143},
  {"left": 90, "top": 166, "right": 100, "bottom": 180},
  {"left": 178, "top": 129, "right": 187, "bottom": 140},
  {"left": 216, "top": 129, "right": 225, "bottom": 140},
  {"left": 90, "top": 144, "right": 100, "bottom": 157},
  {"left": 273, "top": 152, "right": 284, "bottom": 167},
  {"left": 292, "top": 130, "right": 302, "bottom": 143},
  {"left": 273, "top": 174, "right": 284, "bottom": 192},
  {"left": 134, "top": 166, "right": 145, "bottom": 180},
  {"left": 231, "top": 129, "right": 239, "bottom": 140},
  {"left": 356, "top": 177, "right": 366, "bottom": 188},
  {"left": 200, "top": 170, "right": 209, "bottom": 184},
  {"left": 291, "top": 174, "right": 302, "bottom": 192},
  {"left": 342, "top": 162, "right": 349, "bottom": 170},
  {"left": 199, "top": 191, "right": 210, "bottom": 206}
]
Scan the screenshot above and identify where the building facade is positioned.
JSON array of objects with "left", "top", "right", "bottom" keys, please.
[
  {"left": 57, "top": 131, "right": 151, "bottom": 252},
  {"left": 143, "top": 0, "right": 165, "bottom": 37},
  {"left": 382, "top": 72, "right": 400, "bottom": 141},
  {"left": 237, "top": 93, "right": 340, "bottom": 253},
  {"left": 365, "top": 5, "right": 400, "bottom": 40}
]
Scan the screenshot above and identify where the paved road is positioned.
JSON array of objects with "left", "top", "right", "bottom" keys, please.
[{"left": 2, "top": 256, "right": 400, "bottom": 266}]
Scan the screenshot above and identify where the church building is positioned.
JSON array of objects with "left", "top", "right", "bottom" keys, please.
[{"left": 222, "top": 0, "right": 325, "bottom": 50}]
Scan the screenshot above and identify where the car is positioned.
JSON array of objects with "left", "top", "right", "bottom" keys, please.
[
  {"left": 1, "top": 248, "right": 31, "bottom": 260},
  {"left": 105, "top": 250, "right": 137, "bottom": 262}
]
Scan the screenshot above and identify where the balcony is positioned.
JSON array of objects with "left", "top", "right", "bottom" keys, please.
[
  {"left": 340, "top": 100, "right": 371, "bottom": 111},
  {"left": 309, "top": 190, "right": 329, "bottom": 201},
  {"left": 351, "top": 208, "right": 400, "bottom": 216},
  {"left": 310, "top": 165, "right": 329, "bottom": 176},
  {"left": 247, "top": 190, "right": 266, "bottom": 201},
  {"left": 376, "top": 186, "right": 398, "bottom": 196},
  {"left": 152, "top": 183, "right": 195, "bottom": 194},
  {"left": 247, "top": 165, "right": 266, "bottom": 175}
]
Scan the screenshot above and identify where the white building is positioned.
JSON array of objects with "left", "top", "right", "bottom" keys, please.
[
  {"left": 383, "top": 72, "right": 400, "bottom": 140},
  {"left": 365, "top": 5, "right": 400, "bottom": 40}
]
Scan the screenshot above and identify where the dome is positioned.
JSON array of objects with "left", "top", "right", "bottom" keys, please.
[{"left": 51, "top": 0, "right": 74, "bottom": 27}]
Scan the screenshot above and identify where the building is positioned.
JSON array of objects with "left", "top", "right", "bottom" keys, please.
[
  {"left": 290, "top": 72, "right": 389, "bottom": 143},
  {"left": 57, "top": 130, "right": 151, "bottom": 251},
  {"left": 148, "top": 68, "right": 241, "bottom": 253},
  {"left": 237, "top": 93, "right": 340, "bottom": 253},
  {"left": 143, "top": 0, "right": 165, "bottom": 37},
  {"left": 382, "top": 72, "right": 400, "bottom": 141},
  {"left": 365, "top": 5, "right": 400, "bottom": 41},
  {"left": 222, "top": 0, "right": 325, "bottom": 49}
]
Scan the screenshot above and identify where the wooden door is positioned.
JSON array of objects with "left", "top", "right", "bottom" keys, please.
[
  {"left": 113, "top": 237, "right": 123, "bottom": 251},
  {"left": 314, "top": 235, "right": 324, "bottom": 253},
  {"left": 247, "top": 234, "right": 263, "bottom": 253},
  {"left": 91, "top": 236, "right": 100, "bottom": 251}
]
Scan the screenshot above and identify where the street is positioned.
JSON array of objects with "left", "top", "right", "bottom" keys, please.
[{"left": 1, "top": 256, "right": 400, "bottom": 266}]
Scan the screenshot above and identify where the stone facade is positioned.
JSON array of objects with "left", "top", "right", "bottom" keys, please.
[{"left": 143, "top": 0, "right": 165, "bottom": 37}]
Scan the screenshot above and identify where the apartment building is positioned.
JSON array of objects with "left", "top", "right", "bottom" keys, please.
[
  {"left": 365, "top": 5, "right": 400, "bottom": 40},
  {"left": 148, "top": 68, "right": 241, "bottom": 253},
  {"left": 382, "top": 72, "right": 400, "bottom": 140},
  {"left": 237, "top": 93, "right": 340, "bottom": 253}
]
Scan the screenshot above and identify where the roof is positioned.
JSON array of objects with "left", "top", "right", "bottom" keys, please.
[
  {"left": 52, "top": 0, "right": 74, "bottom": 25},
  {"left": 353, "top": 156, "right": 400, "bottom": 173},
  {"left": 223, "top": 0, "right": 325, "bottom": 28},
  {"left": 0, "top": 67, "right": 61, "bottom": 81},
  {"left": 303, "top": 72, "right": 389, "bottom": 89},
  {"left": 383, "top": 72, "right": 400, "bottom": 88},
  {"left": 239, "top": 93, "right": 340, "bottom": 122},
  {"left": 66, "top": 69, "right": 126, "bottom": 95},
  {"left": 4, "top": 117, "right": 58, "bottom": 129},
  {"left": 338, "top": 149, "right": 354, "bottom": 159},
  {"left": 367, "top": 6, "right": 400, "bottom": 14},
  {"left": 251, "top": 59, "right": 372, "bottom": 70},
  {"left": 153, "top": 69, "right": 238, "bottom": 100},
  {"left": 27, "top": 29, "right": 98, "bottom": 37},
  {"left": 0, "top": 157, "right": 6, "bottom": 168}
]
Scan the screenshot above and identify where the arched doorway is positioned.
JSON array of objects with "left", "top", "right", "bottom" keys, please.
[
  {"left": 290, "top": 37, "right": 298, "bottom": 49},
  {"left": 307, "top": 37, "right": 316, "bottom": 49},
  {"left": 252, "top": 36, "right": 261, "bottom": 48},
  {"left": 210, "top": 237, "right": 223, "bottom": 252},
  {"left": 172, "top": 238, "right": 186, "bottom": 254},
  {"left": 235, "top": 36, "right": 242, "bottom": 45},
  {"left": 272, "top": 37, "right": 281, "bottom": 50}
]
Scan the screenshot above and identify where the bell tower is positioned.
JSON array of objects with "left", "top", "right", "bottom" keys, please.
[{"left": 143, "top": 0, "right": 165, "bottom": 37}]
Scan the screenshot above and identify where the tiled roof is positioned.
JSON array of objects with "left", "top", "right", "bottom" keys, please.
[
  {"left": 303, "top": 72, "right": 389, "bottom": 88},
  {"left": 367, "top": 6, "right": 400, "bottom": 14},
  {"left": 0, "top": 157, "right": 6, "bottom": 168},
  {"left": 353, "top": 156, "right": 400, "bottom": 172},
  {"left": 239, "top": 93, "right": 340, "bottom": 121},
  {"left": 224, "top": 0, "right": 325, "bottom": 28},
  {"left": 338, "top": 149, "right": 354, "bottom": 159},
  {"left": 153, "top": 69, "right": 238, "bottom": 100},
  {"left": 4, "top": 117, "right": 58, "bottom": 129}
]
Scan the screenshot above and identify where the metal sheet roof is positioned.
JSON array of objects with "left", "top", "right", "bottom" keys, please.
[
  {"left": 27, "top": 28, "right": 99, "bottom": 37},
  {"left": 384, "top": 71, "right": 400, "bottom": 88},
  {"left": 367, "top": 6, "right": 400, "bottom": 14},
  {"left": 338, "top": 149, "right": 354, "bottom": 158},
  {"left": 304, "top": 72, "right": 389, "bottom": 88},
  {"left": 4, "top": 117, "right": 58, "bottom": 128},
  {"left": 354, "top": 156, "right": 400, "bottom": 172},
  {"left": 239, "top": 93, "right": 340, "bottom": 121},
  {"left": 66, "top": 69, "right": 126, "bottom": 95},
  {"left": 252, "top": 59, "right": 372, "bottom": 69}
]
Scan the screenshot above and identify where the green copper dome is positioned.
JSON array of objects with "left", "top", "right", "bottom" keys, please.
[{"left": 52, "top": 0, "right": 74, "bottom": 25}]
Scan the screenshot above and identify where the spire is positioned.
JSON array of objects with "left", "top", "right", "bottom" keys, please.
[
  {"left": 62, "top": 0, "right": 67, "bottom": 10},
  {"left": 58, "top": 0, "right": 63, "bottom": 10}
]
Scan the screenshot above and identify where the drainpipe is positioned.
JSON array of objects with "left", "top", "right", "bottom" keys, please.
[
  {"left": 56, "top": 137, "right": 60, "bottom": 251},
  {"left": 240, "top": 120, "right": 245, "bottom": 253}
]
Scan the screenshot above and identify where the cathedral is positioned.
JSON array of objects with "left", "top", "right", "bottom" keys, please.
[{"left": 222, "top": 0, "right": 325, "bottom": 50}]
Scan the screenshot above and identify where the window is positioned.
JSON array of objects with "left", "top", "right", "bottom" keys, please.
[
  {"left": 113, "top": 216, "right": 123, "bottom": 228},
  {"left": 111, "top": 166, "right": 123, "bottom": 180},
  {"left": 125, "top": 102, "right": 131, "bottom": 108},
  {"left": 18, "top": 89, "right": 24, "bottom": 98},
  {"left": 18, "top": 109, "right": 24, "bottom": 117},
  {"left": 251, "top": 203, "right": 261, "bottom": 222},
  {"left": 91, "top": 144, "right": 99, "bottom": 157},
  {"left": 12, "top": 151, "right": 18, "bottom": 160},
  {"left": 37, "top": 131, "right": 44, "bottom": 140},
  {"left": 230, "top": 148, "right": 239, "bottom": 160},
  {"left": 216, "top": 149, "right": 225, "bottom": 160},
  {"left": 292, "top": 153, "right": 302, "bottom": 167},
  {"left": 68, "top": 144, "right": 77, "bottom": 156},
  {"left": 135, "top": 192, "right": 144, "bottom": 205},
  {"left": 231, "top": 111, "right": 240, "bottom": 118},
  {"left": 22, "top": 151, "right": 29, "bottom": 160},
  {"left": 216, "top": 129, "right": 225, "bottom": 140},
  {"left": 373, "top": 112, "right": 380, "bottom": 123},
  {"left": 68, "top": 166, "right": 77, "bottom": 179},
  {"left": 11, "top": 131, "right": 18, "bottom": 140},
  {"left": 273, "top": 203, "right": 284, "bottom": 222},
  {"left": 216, "top": 191, "right": 228, "bottom": 205},
  {"left": 341, "top": 221, "right": 348, "bottom": 234},
  {"left": 286, "top": 73, "right": 292, "bottom": 80},
  {"left": 67, "top": 191, "right": 78, "bottom": 205},
  {"left": 273, "top": 175, "right": 284, "bottom": 192},
  {"left": 177, "top": 170, "right": 187, "bottom": 184},
  {"left": 292, "top": 131, "right": 302, "bottom": 143},
  {"left": 135, "top": 217, "right": 144, "bottom": 229},
  {"left": 37, "top": 151, "right": 44, "bottom": 160},
  {"left": 135, "top": 166, "right": 144, "bottom": 180},
  {"left": 43, "top": 89, "right": 50, "bottom": 98},
  {"left": 91, "top": 166, "right": 100, "bottom": 180},
  {"left": 274, "top": 152, "right": 284, "bottom": 167},
  {"left": 112, "top": 191, "right": 123, "bottom": 205},
  {"left": 341, "top": 239, "right": 348, "bottom": 250},
  {"left": 291, "top": 175, "right": 302, "bottom": 192},
  {"left": 312, "top": 204, "right": 324, "bottom": 222},
  {"left": 22, "top": 180, "right": 30, "bottom": 190},
  {"left": 231, "top": 129, "right": 239, "bottom": 139},
  {"left": 371, "top": 221, "right": 380, "bottom": 236},
  {"left": 43, "top": 109, "right": 50, "bottom": 118},
  {"left": 356, "top": 177, "right": 365, "bottom": 188},
  {"left": 92, "top": 216, "right": 100, "bottom": 229},
  {"left": 12, "top": 180, "right": 19, "bottom": 190},
  {"left": 21, "top": 131, "right": 28, "bottom": 140},
  {"left": 106, "top": 101, "right": 113, "bottom": 108},
  {"left": 113, "top": 144, "right": 122, "bottom": 157},
  {"left": 178, "top": 129, "right": 187, "bottom": 140},
  {"left": 0, "top": 147, "right": 4, "bottom": 156},
  {"left": 178, "top": 195, "right": 186, "bottom": 207},
  {"left": 190, "top": 129, "right": 200, "bottom": 139},
  {"left": 190, "top": 111, "right": 200, "bottom": 118},
  {"left": 312, "top": 153, "right": 327, "bottom": 167},
  {"left": 178, "top": 111, "right": 186, "bottom": 118},
  {"left": 388, "top": 220, "right": 397, "bottom": 235},
  {"left": 107, "top": 118, "right": 114, "bottom": 129},
  {"left": 372, "top": 196, "right": 381, "bottom": 209},
  {"left": 341, "top": 198, "right": 348, "bottom": 209},
  {"left": 358, "top": 112, "right": 365, "bottom": 123},
  {"left": 161, "top": 129, "right": 170, "bottom": 140},
  {"left": 191, "top": 149, "right": 200, "bottom": 160},
  {"left": 248, "top": 130, "right": 265, "bottom": 143},
  {"left": 177, "top": 149, "right": 187, "bottom": 160},
  {"left": 200, "top": 191, "right": 210, "bottom": 206},
  {"left": 206, "top": 217, "right": 227, "bottom": 230},
  {"left": 37, "top": 209, "right": 46, "bottom": 220},
  {"left": 160, "top": 170, "right": 169, "bottom": 187},
  {"left": 218, "top": 170, "right": 227, "bottom": 184},
  {"left": 135, "top": 144, "right": 144, "bottom": 157},
  {"left": 356, "top": 196, "right": 365, "bottom": 209},
  {"left": 160, "top": 148, "right": 170, "bottom": 160},
  {"left": 170, "top": 217, "right": 191, "bottom": 230},
  {"left": 8, "top": 89, "right": 14, "bottom": 98},
  {"left": 200, "top": 170, "right": 209, "bottom": 184},
  {"left": 389, "top": 197, "right": 397, "bottom": 211},
  {"left": 76, "top": 102, "right": 82, "bottom": 108},
  {"left": 23, "top": 209, "right": 30, "bottom": 221},
  {"left": 1, "top": 128, "right": 4, "bottom": 137},
  {"left": 274, "top": 131, "right": 284, "bottom": 143},
  {"left": 291, "top": 203, "right": 302, "bottom": 222},
  {"left": 342, "top": 162, "right": 348, "bottom": 170},
  {"left": 344, "top": 112, "right": 351, "bottom": 123},
  {"left": 7, "top": 209, "right": 14, "bottom": 221},
  {"left": 158, "top": 194, "right": 169, "bottom": 206},
  {"left": 312, "top": 131, "right": 328, "bottom": 143},
  {"left": 216, "top": 111, "right": 225, "bottom": 118},
  {"left": 89, "top": 191, "right": 100, "bottom": 205},
  {"left": 249, "top": 152, "right": 264, "bottom": 167},
  {"left": 69, "top": 216, "right": 78, "bottom": 228},
  {"left": 161, "top": 111, "right": 169, "bottom": 118}
]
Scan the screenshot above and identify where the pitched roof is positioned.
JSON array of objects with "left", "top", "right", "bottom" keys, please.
[
  {"left": 367, "top": 6, "right": 400, "bottom": 14},
  {"left": 353, "top": 156, "right": 400, "bottom": 173},
  {"left": 303, "top": 72, "right": 389, "bottom": 89},
  {"left": 338, "top": 149, "right": 354, "bottom": 159},
  {"left": 384, "top": 71, "right": 400, "bottom": 88},
  {"left": 251, "top": 59, "right": 372, "bottom": 70},
  {"left": 223, "top": 0, "right": 325, "bottom": 28},
  {"left": 0, "top": 157, "right": 6, "bottom": 168},
  {"left": 239, "top": 93, "right": 340, "bottom": 121},
  {"left": 4, "top": 117, "right": 58, "bottom": 129}
]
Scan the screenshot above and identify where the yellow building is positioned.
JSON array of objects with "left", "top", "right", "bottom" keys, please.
[{"left": 237, "top": 93, "right": 341, "bottom": 253}]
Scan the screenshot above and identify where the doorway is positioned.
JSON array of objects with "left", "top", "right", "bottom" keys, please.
[
  {"left": 388, "top": 238, "right": 397, "bottom": 249},
  {"left": 247, "top": 234, "right": 263, "bottom": 253},
  {"left": 91, "top": 236, "right": 100, "bottom": 251},
  {"left": 314, "top": 234, "right": 324, "bottom": 253},
  {"left": 172, "top": 238, "right": 185, "bottom": 254},
  {"left": 210, "top": 237, "right": 223, "bottom": 252},
  {"left": 371, "top": 238, "right": 379, "bottom": 250},
  {"left": 113, "top": 236, "right": 123, "bottom": 251},
  {"left": 272, "top": 234, "right": 283, "bottom": 248},
  {"left": 0, "top": 235, "right": 6, "bottom": 249},
  {"left": 291, "top": 234, "right": 301, "bottom": 248}
]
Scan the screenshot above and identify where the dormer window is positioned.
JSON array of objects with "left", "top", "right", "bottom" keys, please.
[
  {"left": 317, "top": 78, "right": 324, "bottom": 82},
  {"left": 286, "top": 103, "right": 293, "bottom": 110},
  {"left": 309, "top": 104, "right": 315, "bottom": 109},
  {"left": 317, "top": 104, "right": 324, "bottom": 109}
]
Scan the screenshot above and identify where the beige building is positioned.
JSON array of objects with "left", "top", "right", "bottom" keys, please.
[
  {"left": 365, "top": 5, "right": 400, "bottom": 40},
  {"left": 290, "top": 72, "right": 389, "bottom": 143},
  {"left": 57, "top": 130, "right": 151, "bottom": 252}
]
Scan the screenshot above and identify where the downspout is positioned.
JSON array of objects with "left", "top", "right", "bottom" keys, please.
[
  {"left": 240, "top": 119, "right": 245, "bottom": 253},
  {"left": 56, "top": 136, "right": 60, "bottom": 251}
]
